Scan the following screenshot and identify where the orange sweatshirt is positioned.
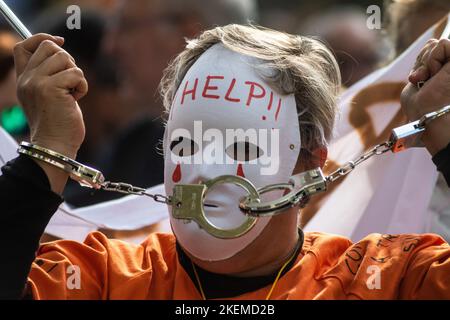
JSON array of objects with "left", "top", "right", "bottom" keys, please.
[{"left": 28, "top": 231, "right": 450, "bottom": 299}]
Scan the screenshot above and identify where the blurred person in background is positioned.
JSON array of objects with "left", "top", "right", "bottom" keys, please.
[
  {"left": 0, "top": 29, "right": 27, "bottom": 138},
  {"left": 29, "top": 0, "right": 258, "bottom": 207},
  {"left": 0, "top": 30, "right": 18, "bottom": 114},
  {"left": 2, "top": 26, "right": 450, "bottom": 300},
  {"left": 300, "top": 7, "right": 385, "bottom": 87},
  {"left": 384, "top": 0, "right": 450, "bottom": 60},
  {"left": 59, "top": 0, "right": 119, "bottom": 16},
  {"left": 32, "top": 8, "right": 132, "bottom": 206},
  {"left": 103, "top": 0, "right": 258, "bottom": 118},
  {"left": 384, "top": 0, "right": 450, "bottom": 242},
  {"left": 3, "top": 0, "right": 51, "bottom": 22},
  {"left": 56, "top": 0, "right": 257, "bottom": 206}
]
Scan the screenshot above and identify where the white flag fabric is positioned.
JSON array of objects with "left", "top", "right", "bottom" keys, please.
[
  {"left": 303, "top": 15, "right": 450, "bottom": 241},
  {"left": 0, "top": 126, "right": 169, "bottom": 241},
  {"left": 1, "top": 15, "right": 449, "bottom": 243},
  {"left": 0, "top": 127, "right": 19, "bottom": 164},
  {"left": 45, "top": 183, "right": 169, "bottom": 241}
]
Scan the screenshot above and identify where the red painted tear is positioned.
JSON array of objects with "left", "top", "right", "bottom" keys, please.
[
  {"left": 172, "top": 163, "right": 182, "bottom": 182},
  {"left": 237, "top": 163, "right": 245, "bottom": 177}
]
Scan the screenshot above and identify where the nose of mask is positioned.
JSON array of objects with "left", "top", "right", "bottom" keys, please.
[{"left": 163, "top": 43, "right": 300, "bottom": 261}]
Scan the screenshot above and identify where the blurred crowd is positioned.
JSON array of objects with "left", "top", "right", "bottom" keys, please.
[{"left": 0, "top": 0, "right": 449, "bottom": 208}]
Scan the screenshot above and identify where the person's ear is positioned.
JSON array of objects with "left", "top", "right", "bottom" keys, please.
[
  {"left": 292, "top": 147, "right": 328, "bottom": 175},
  {"left": 312, "top": 147, "right": 328, "bottom": 168}
]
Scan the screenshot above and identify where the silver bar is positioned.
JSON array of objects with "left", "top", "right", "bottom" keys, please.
[
  {"left": 0, "top": 0, "right": 32, "bottom": 40},
  {"left": 389, "top": 120, "right": 425, "bottom": 153}
]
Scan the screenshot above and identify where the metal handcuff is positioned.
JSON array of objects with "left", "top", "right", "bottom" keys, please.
[
  {"left": 17, "top": 103, "right": 450, "bottom": 239},
  {"left": 173, "top": 102, "right": 450, "bottom": 238},
  {"left": 3, "top": 0, "right": 450, "bottom": 239}
]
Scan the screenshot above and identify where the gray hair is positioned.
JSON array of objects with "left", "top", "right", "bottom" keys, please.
[{"left": 160, "top": 24, "right": 341, "bottom": 166}]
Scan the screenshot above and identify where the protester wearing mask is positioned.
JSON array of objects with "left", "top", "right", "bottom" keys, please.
[{"left": 0, "top": 26, "right": 449, "bottom": 299}]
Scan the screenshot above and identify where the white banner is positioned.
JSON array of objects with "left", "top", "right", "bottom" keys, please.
[
  {"left": 303, "top": 15, "right": 450, "bottom": 241},
  {"left": 1, "top": 15, "right": 448, "bottom": 242},
  {"left": 0, "top": 126, "right": 168, "bottom": 241}
]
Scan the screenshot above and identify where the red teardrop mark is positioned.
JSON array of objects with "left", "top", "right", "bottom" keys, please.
[
  {"left": 236, "top": 163, "right": 245, "bottom": 177},
  {"left": 172, "top": 163, "right": 182, "bottom": 182}
]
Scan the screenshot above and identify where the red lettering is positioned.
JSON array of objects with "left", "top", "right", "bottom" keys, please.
[
  {"left": 181, "top": 78, "right": 199, "bottom": 105},
  {"left": 202, "top": 75, "right": 224, "bottom": 99},
  {"left": 225, "top": 78, "right": 240, "bottom": 102},
  {"left": 275, "top": 98, "right": 282, "bottom": 121},
  {"left": 267, "top": 91, "right": 274, "bottom": 110},
  {"left": 245, "top": 81, "right": 266, "bottom": 106}
]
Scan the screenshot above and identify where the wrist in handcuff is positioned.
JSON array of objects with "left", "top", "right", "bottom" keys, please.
[
  {"left": 30, "top": 137, "right": 79, "bottom": 159},
  {"left": 421, "top": 115, "right": 450, "bottom": 156},
  {"left": 8, "top": 154, "right": 59, "bottom": 193},
  {"left": 17, "top": 141, "right": 105, "bottom": 191},
  {"left": 16, "top": 141, "right": 324, "bottom": 239}
]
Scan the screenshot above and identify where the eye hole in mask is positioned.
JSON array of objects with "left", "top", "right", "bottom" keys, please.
[
  {"left": 225, "top": 141, "right": 264, "bottom": 162},
  {"left": 170, "top": 136, "right": 199, "bottom": 157}
]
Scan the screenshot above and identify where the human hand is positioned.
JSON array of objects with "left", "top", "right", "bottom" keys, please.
[
  {"left": 13, "top": 34, "right": 88, "bottom": 193},
  {"left": 401, "top": 39, "right": 450, "bottom": 155}
]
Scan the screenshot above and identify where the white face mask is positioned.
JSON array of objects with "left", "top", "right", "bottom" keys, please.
[{"left": 164, "top": 44, "right": 300, "bottom": 261}]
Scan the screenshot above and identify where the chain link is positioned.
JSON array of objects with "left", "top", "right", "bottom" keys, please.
[
  {"left": 146, "top": 193, "right": 172, "bottom": 204},
  {"left": 326, "top": 141, "right": 393, "bottom": 183},
  {"left": 326, "top": 104, "right": 450, "bottom": 184},
  {"left": 101, "top": 182, "right": 172, "bottom": 204},
  {"left": 98, "top": 105, "right": 450, "bottom": 207},
  {"left": 418, "top": 105, "right": 450, "bottom": 128}
]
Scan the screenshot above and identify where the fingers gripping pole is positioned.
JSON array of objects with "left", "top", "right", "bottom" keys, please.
[{"left": 0, "top": 0, "right": 32, "bottom": 40}]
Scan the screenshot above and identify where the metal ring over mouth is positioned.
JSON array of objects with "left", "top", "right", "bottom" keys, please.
[
  {"left": 171, "top": 175, "right": 260, "bottom": 239},
  {"left": 240, "top": 182, "right": 298, "bottom": 216},
  {"left": 240, "top": 168, "right": 327, "bottom": 216}
]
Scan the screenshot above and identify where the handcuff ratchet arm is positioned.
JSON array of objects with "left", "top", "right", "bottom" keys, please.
[{"left": 239, "top": 168, "right": 327, "bottom": 216}]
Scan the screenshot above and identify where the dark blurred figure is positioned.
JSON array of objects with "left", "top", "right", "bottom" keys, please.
[
  {"left": 103, "top": 0, "right": 257, "bottom": 118},
  {"left": 0, "top": 30, "right": 18, "bottom": 112},
  {"left": 384, "top": 0, "right": 450, "bottom": 60},
  {"left": 32, "top": 1, "right": 256, "bottom": 207},
  {"left": 300, "top": 7, "right": 385, "bottom": 87},
  {"left": 32, "top": 8, "right": 165, "bottom": 207},
  {"left": 34, "top": 11, "right": 122, "bottom": 157},
  {"left": 2, "top": 0, "right": 52, "bottom": 23},
  {"left": 0, "top": 29, "right": 29, "bottom": 138}
]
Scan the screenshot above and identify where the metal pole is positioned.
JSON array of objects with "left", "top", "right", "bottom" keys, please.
[{"left": 0, "top": 0, "right": 32, "bottom": 40}]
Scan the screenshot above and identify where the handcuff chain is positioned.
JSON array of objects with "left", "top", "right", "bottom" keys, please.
[
  {"left": 98, "top": 105, "right": 450, "bottom": 209},
  {"left": 326, "top": 104, "right": 450, "bottom": 184},
  {"left": 17, "top": 104, "right": 450, "bottom": 216},
  {"left": 101, "top": 181, "right": 172, "bottom": 204},
  {"left": 418, "top": 105, "right": 450, "bottom": 128},
  {"left": 326, "top": 141, "right": 393, "bottom": 183}
]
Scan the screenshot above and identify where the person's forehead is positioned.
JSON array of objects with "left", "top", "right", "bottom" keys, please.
[
  {"left": 168, "top": 45, "right": 296, "bottom": 128},
  {"left": 168, "top": 77, "right": 296, "bottom": 133}
]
